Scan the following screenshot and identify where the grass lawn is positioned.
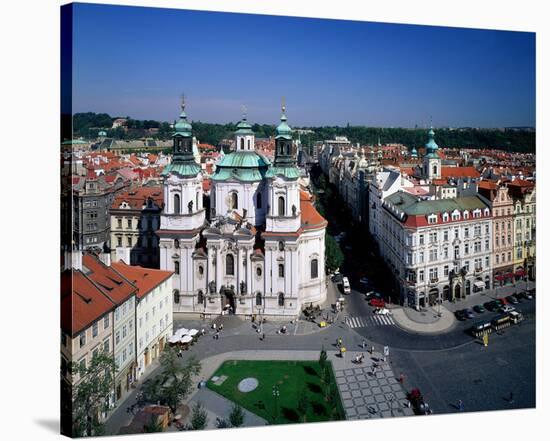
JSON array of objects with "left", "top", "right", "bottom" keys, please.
[{"left": 206, "top": 360, "right": 345, "bottom": 425}]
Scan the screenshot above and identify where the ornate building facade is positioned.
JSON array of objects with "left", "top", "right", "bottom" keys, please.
[{"left": 158, "top": 100, "right": 327, "bottom": 317}]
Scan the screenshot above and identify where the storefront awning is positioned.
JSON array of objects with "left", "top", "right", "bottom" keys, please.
[
  {"left": 515, "top": 269, "right": 526, "bottom": 277},
  {"left": 474, "top": 281, "right": 485, "bottom": 289}
]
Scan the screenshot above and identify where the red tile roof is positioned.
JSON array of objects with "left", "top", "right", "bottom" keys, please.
[
  {"left": 111, "top": 186, "right": 163, "bottom": 210},
  {"left": 441, "top": 166, "right": 480, "bottom": 179},
  {"left": 478, "top": 180, "right": 498, "bottom": 190},
  {"left": 111, "top": 261, "right": 173, "bottom": 300},
  {"left": 61, "top": 269, "right": 115, "bottom": 336},
  {"left": 82, "top": 254, "right": 136, "bottom": 305}
]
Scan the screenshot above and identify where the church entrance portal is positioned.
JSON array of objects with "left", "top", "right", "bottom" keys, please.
[{"left": 222, "top": 288, "right": 236, "bottom": 314}]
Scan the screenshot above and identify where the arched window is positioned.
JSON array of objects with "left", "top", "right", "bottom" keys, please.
[
  {"left": 278, "top": 196, "right": 285, "bottom": 216},
  {"left": 432, "top": 165, "right": 437, "bottom": 175},
  {"left": 240, "top": 138, "right": 244, "bottom": 150},
  {"left": 278, "top": 264, "right": 285, "bottom": 278},
  {"left": 197, "top": 290, "right": 204, "bottom": 305},
  {"left": 286, "top": 144, "right": 290, "bottom": 155},
  {"left": 311, "top": 259, "right": 319, "bottom": 279},
  {"left": 256, "top": 192, "right": 262, "bottom": 209},
  {"left": 278, "top": 292, "right": 285, "bottom": 307},
  {"left": 174, "top": 261, "right": 180, "bottom": 275},
  {"left": 198, "top": 265, "right": 204, "bottom": 276},
  {"left": 247, "top": 139, "right": 251, "bottom": 150},
  {"left": 256, "top": 266, "right": 262, "bottom": 277},
  {"left": 173, "top": 289, "right": 180, "bottom": 304},
  {"left": 231, "top": 192, "right": 238, "bottom": 210},
  {"left": 174, "top": 194, "right": 181, "bottom": 214},
  {"left": 226, "top": 254, "right": 234, "bottom": 276},
  {"left": 256, "top": 292, "right": 262, "bottom": 306}
]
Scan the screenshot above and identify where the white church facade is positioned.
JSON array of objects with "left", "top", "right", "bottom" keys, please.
[{"left": 158, "top": 100, "right": 327, "bottom": 317}]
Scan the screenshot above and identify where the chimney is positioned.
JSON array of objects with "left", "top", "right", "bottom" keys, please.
[
  {"left": 99, "top": 252, "right": 111, "bottom": 267},
  {"left": 64, "top": 249, "right": 82, "bottom": 271}
]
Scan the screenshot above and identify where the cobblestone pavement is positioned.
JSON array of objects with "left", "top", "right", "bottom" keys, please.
[{"left": 331, "top": 351, "right": 414, "bottom": 420}]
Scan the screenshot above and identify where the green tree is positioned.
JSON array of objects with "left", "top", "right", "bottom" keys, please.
[
  {"left": 228, "top": 403, "right": 245, "bottom": 427},
  {"left": 325, "top": 232, "right": 344, "bottom": 273},
  {"left": 296, "top": 390, "right": 309, "bottom": 423},
  {"left": 72, "top": 352, "right": 116, "bottom": 437},
  {"left": 322, "top": 366, "right": 333, "bottom": 402},
  {"left": 143, "top": 347, "right": 201, "bottom": 413},
  {"left": 143, "top": 414, "right": 164, "bottom": 433},
  {"left": 190, "top": 401, "right": 208, "bottom": 430},
  {"left": 319, "top": 347, "right": 327, "bottom": 369}
]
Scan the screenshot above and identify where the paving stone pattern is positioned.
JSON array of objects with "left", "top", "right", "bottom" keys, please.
[{"left": 333, "top": 355, "right": 414, "bottom": 420}]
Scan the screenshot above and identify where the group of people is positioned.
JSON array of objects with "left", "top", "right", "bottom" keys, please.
[
  {"left": 354, "top": 353, "right": 366, "bottom": 364},
  {"left": 212, "top": 322, "right": 224, "bottom": 340}
]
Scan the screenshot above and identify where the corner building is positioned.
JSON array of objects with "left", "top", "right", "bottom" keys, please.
[{"left": 158, "top": 101, "right": 327, "bottom": 317}]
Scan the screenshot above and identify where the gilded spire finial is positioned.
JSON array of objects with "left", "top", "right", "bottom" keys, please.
[
  {"left": 281, "top": 96, "right": 286, "bottom": 114},
  {"left": 241, "top": 104, "right": 247, "bottom": 120},
  {"left": 180, "top": 93, "right": 186, "bottom": 112}
]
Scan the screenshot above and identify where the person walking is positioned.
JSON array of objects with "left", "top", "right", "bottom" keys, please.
[
  {"left": 457, "top": 399, "right": 464, "bottom": 411},
  {"left": 508, "top": 392, "right": 514, "bottom": 404},
  {"left": 362, "top": 340, "right": 367, "bottom": 349}
]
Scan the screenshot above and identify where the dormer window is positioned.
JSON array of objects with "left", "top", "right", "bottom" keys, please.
[
  {"left": 442, "top": 213, "right": 449, "bottom": 222},
  {"left": 427, "top": 214, "right": 437, "bottom": 224},
  {"left": 463, "top": 211, "right": 469, "bottom": 220}
]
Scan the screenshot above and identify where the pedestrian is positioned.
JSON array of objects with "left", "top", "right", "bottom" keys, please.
[
  {"left": 399, "top": 373, "right": 404, "bottom": 384},
  {"left": 201, "top": 328, "right": 205, "bottom": 336},
  {"left": 457, "top": 399, "right": 464, "bottom": 411},
  {"left": 370, "top": 345, "right": 374, "bottom": 355},
  {"left": 212, "top": 322, "right": 217, "bottom": 331},
  {"left": 262, "top": 332, "right": 265, "bottom": 341},
  {"left": 219, "top": 324, "right": 224, "bottom": 332},
  {"left": 362, "top": 340, "right": 366, "bottom": 349},
  {"left": 508, "top": 392, "right": 514, "bottom": 404}
]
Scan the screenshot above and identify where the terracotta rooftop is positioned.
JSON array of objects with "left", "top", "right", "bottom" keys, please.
[
  {"left": 111, "top": 261, "right": 173, "bottom": 300},
  {"left": 441, "top": 166, "right": 480, "bottom": 179},
  {"left": 61, "top": 269, "right": 115, "bottom": 337},
  {"left": 82, "top": 254, "right": 136, "bottom": 305},
  {"left": 111, "top": 186, "right": 163, "bottom": 210}
]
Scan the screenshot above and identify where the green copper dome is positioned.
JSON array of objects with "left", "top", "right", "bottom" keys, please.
[
  {"left": 174, "top": 110, "right": 192, "bottom": 137},
  {"left": 275, "top": 106, "right": 292, "bottom": 140},
  {"left": 211, "top": 150, "right": 270, "bottom": 182},
  {"left": 425, "top": 127, "right": 438, "bottom": 153},
  {"left": 235, "top": 117, "right": 254, "bottom": 135}
]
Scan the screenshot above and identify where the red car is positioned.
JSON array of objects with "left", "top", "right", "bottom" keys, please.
[{"left": 370, "top": 298, "right": 385, "bottom": 308}]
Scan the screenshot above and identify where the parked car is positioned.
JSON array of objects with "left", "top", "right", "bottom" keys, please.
[
  {"left": 454, "top": 310, "right": 467, "bottom": 321},
  {"left": 464, "top": 309, "right": 475, "bottom": 319},
  {"left": 524, "top": 291, "right": 534, "bottom": 300},
  {"left": 473, "top": 305, "right": 486, "bottom": 314},
  {"left": 370, "top": 298, "right": 385, "bottom": 308},
  {"left": 365, "top": 290, "right": 383, "bottom": 300},
  {"left": 374, "top": 307, "right": 391, "bottom": 316},
  {"left": 500, "top": 305, "right": 516, "bottom": 313},
  {"left": 484, "top": 301, "right": 499, "bottom": 312},
  {"left": 505, "top": 295, "right": 519, "bottom": 305},
  {"left": 342, "top": 277, "right": 351, "bottom": 294}
]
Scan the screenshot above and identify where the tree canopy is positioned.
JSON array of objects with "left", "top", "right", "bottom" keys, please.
[
  {"left": 72, "top": 352, "right": 117, "bottom": 437},
  {"left": 71, "top": 112, "right": 535, "bottom": 153},
  {"left": 142, "top": 347, "right": 201, "bottom": 413}
]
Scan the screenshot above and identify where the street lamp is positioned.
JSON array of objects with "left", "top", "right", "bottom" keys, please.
[{"left": 272, "top": 385, "right": 280, "bottom": 421}]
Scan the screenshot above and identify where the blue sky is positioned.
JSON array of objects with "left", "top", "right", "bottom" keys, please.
[{"left": 71, "top": 3, "right": 536, "bottom": 128}]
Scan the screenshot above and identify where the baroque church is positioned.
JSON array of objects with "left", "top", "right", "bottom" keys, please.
[{"left": 158, "top": 99, "right": 327, "bottom": 317}]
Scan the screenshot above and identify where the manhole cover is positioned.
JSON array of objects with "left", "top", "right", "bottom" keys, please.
[{"left": 238, "top": 378, "right": 259, "bottom": 392}]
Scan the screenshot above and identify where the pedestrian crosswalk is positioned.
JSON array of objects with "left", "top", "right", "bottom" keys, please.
[{"left": 345, "top": 315, "right": 395, "bottom": 328}]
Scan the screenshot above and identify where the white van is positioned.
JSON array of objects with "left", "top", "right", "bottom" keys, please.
[{"left": 342, "top": 277, "right": 351, "bottom": 294}]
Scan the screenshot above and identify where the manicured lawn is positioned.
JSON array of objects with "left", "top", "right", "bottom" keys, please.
[{"left": 206, "top": 360, "right": 345, "bottom": 425}]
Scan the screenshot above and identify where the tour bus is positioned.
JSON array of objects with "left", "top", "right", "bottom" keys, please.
[{"left": 468, "top": 310, "right": 524, "bottom": 337}]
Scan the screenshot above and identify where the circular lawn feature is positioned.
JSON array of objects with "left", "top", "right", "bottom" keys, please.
[{"left": 238, "top": 377, "right": 259, "bottom": 393}]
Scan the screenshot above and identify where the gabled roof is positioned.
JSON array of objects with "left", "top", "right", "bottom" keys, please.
[
  {"left": 111, "top": 186, "right": 163, "bottom": 210},
  {"left": 441, "top": 166, "right": 480, "bottom": 179},
  {"left": 61, "top": 269, "right": 116, "bottom": 337},
  {"left": 82, "top": 254, "right": 136, "bottom": 305},
  {"left": 111, "top": 261, "right": 173, "bottom": 300}
]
